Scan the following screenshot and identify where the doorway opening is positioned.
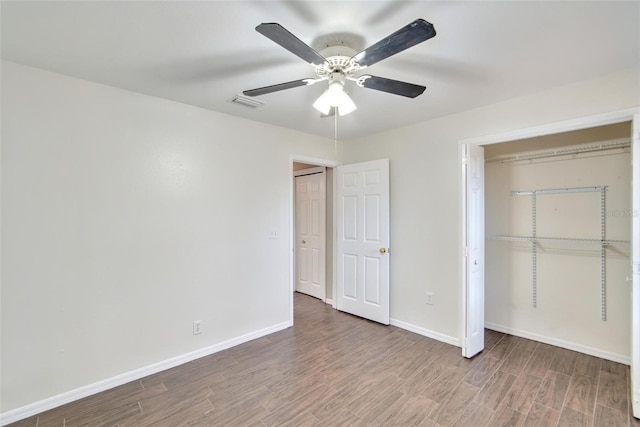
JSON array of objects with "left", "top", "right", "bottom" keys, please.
[
  {"left": 293, "top": 162, "right": 334, "bottom": 304},
  {"left": 289, "top": 156, "right": 339, "bottom": 326},
  {"left": 289, "top": 156, "right": 392, "bottom": 326}
]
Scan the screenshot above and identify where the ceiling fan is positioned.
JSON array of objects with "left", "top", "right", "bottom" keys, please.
[{"left": 243, "top": 19, "right": 436, "bottom": 116}]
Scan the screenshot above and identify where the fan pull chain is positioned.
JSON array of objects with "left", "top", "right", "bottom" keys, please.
[{"left": 334, "top": 108, "right": 338, "bottom": 160}]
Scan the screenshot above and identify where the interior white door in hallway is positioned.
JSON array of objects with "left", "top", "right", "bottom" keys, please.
[
  {"left": 336, "top": 159, "right": 390, "bottom": 325},
  {"left": 295, "top": 171, "right": 326, "bottom": 301}
]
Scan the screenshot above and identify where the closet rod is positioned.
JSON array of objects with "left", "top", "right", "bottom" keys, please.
[
  {"left": 512, "top": 186, "right": 606, "bottom": 196},
  {"left": 489, "top": 236, "right": 630, "bottom": 245},
  {"left": 485, "top": 138, "right": 630, "bottom": 164}
]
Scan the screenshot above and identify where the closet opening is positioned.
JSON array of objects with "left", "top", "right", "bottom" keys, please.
[{"left": 484, "top": 121, "right": 632, "bottom": 362}]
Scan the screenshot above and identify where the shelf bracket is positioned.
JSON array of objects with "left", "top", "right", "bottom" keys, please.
[
  {"left": 601, "top": 186, "right": 607, "bottom": 321},
  {"left": 532, "top": 192, "right": 537, "bottom": 308}
]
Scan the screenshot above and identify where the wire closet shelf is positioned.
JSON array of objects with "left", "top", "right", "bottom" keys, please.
[{"left": 488, "top": 185, "right": 631, "bottom": 321}]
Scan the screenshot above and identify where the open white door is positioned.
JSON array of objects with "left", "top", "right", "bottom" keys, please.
[
  {"left": 336, "top": 159, "right": 390, "bottom": 325},
  {"left": 463, "top": 144, "right": 485, "bottom": 358},
  {"left": 631, "top": 114, "right": 640, "bottom": 419}
]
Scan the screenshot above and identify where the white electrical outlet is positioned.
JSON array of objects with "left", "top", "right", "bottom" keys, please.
[
  {"left": 268, "top": 230, "right": 279, "bottom": 239},
  {"left": 426, "top": 292, "right": 434, "bottom": 305},
  {"left": 193, "top": 320, "right": 203, "bottom": 335}
]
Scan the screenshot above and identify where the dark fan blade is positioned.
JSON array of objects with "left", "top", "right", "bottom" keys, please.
[
  {"left": 243, "top": 79, "right": 312, "bottom": 97},
  {"left": 359, "top": 75, "right": 426, "bottom": 98},
  {"left": 352, "top": 19, "right": 436, "bottom": 67},
  {"left": 256, "top": 23, "right": 326, "bottom": 66}
]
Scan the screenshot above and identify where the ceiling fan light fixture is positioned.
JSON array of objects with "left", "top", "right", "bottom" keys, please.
[
  {"left": 337, "top": 92, "right": 356, "bottom": 116},
  {"left": 326, "top": 81, "right": 345, "bottom": 105},
  {"left": 313, "top": 81, "right": 357, "bottom": 116},
  {"left": 312, "top": 91, "right": 333, "bottom": 115}
]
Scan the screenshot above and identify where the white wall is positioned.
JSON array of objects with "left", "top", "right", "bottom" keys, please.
[
  {"left": 485, "top": 143, "right": 631, "bottom": 360},
  {"left": 0, "top": 61, "right": 336, "bottom": 414},
  {"left": 342, "top": 69, "right": 639, "bottom": 344}
]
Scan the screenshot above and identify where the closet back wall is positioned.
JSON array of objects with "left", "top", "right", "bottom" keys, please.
[{"left": 485, "top": 127, "right": 631, "bottom": 362}]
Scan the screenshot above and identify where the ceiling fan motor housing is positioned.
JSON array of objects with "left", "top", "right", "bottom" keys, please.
[{"left": 315, "top": 46, "right": 362, "bottom": 80}]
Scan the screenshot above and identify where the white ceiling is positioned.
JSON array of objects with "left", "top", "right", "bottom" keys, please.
[{"left": 2, "top": 1, "right": 638, "bottom": 140}]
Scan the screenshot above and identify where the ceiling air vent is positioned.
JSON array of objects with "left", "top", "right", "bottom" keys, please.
[{"left": 228, "top": 94, "right": 265, "bottom": 109}]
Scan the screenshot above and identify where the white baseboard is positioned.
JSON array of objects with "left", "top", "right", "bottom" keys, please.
[
  {"left": 325, "top": 298, "right": 334, "bottom": 306},
  {"left": 633, "top": 386, "right": 640, "bottom": 419},
  {"left": 0, "top": 321, "right": 290, "bottom": 426},
  {"left": 390, "top": 318, "right": 460, "bottom": 347},
  {"left": 485, "top": 322, "right": 630, "bottom": 365}
]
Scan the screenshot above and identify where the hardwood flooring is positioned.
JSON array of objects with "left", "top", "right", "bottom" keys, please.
[{"left": 8, "top": 293, "right": 638, "bottom": 426}]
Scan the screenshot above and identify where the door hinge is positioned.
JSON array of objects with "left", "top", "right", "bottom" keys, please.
[{"left": 464, "top": 246, "right": 469, "bottom": 257}]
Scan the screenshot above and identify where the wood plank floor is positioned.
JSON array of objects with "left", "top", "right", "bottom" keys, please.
[{"left": 8, "top": 293, "right": 639, "bottom": 426}]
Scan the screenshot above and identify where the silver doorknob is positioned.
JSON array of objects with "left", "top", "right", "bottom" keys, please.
[
  {"left": 379, "top": 247, "right": 388, "bottom": 254},
  {"left": 474, "top": 260, "right": 478, "bottom": 265},
  {"left": 302, "top": 240, "right": 306, "bottom": 244}
]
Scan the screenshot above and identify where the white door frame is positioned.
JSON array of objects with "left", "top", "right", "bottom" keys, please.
[
  {"left": 460, "top": 108, "right": 639, "bottom": 366},
  {"left": 289, "top": 155, "right": 340, "bottom": 326},
  {"left": 632, "top": 113, "right": 640, "bottom": 418}
]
